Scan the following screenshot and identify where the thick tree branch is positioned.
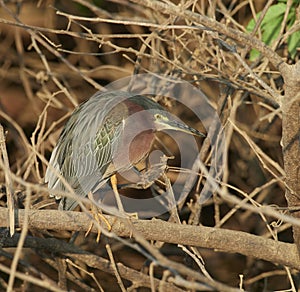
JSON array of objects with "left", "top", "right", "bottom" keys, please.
[
  {"left": 0, "top": 208, "right": 299, "bottom": 270},
  {"left": 281, "top": 61, "right": 300, "bottom": 255}
]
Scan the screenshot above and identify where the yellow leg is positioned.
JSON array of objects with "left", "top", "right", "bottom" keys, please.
[
  {"left": 111, "top": 175, "right": 138, "bottom": 219},
  {"left": 111, "top": 174, "right": 125, "bottom": 213},
  {"left": 85, "top": 192, "right": 111, "bottom": 242}
]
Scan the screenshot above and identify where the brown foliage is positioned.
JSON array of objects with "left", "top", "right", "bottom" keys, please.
[{"left": 0, "top": 0, "right": 299, "bottom": 291}]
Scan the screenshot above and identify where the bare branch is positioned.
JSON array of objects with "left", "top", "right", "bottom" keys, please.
[{"left": 0, "top": 208, "right": 298, "bottom": 270}]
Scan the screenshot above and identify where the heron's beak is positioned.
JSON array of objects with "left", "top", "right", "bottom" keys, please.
[{"left": 155, "top": 118, "right": 205, "bottom": 137}]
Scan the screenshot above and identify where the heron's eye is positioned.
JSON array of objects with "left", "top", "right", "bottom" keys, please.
[{"left": 154, "top": 113, "right": 169, "bottom": 122}]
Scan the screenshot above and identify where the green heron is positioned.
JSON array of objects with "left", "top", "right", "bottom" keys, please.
[{"left": 45, "top": 90, "right": 205, "bottom": 211}]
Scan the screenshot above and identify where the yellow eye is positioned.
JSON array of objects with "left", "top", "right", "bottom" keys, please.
[{"left": 154, "top": 113, "right": 169, "bottom": 121}]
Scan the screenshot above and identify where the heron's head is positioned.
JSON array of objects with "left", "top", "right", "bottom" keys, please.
[{"left": 152, "top": 111, "right": 205, "bottom": 137}]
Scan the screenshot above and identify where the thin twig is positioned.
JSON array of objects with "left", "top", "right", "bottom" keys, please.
[
  {"left": 0, "top": 124, "right": 14, "bottom": 236},
  {"left": 106, "top": 244, "right": 126, "bottom": 292}
]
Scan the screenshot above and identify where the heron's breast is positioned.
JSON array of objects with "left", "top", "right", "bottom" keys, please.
[
  {"left": 109, "top": 99, "right": 156, "bottom": 170},
  {"left": 112, "top": 128, "right": 155, "bottom": 172},
  {"left": 129, "top": 130, "right": 155, "bottom": 163}
]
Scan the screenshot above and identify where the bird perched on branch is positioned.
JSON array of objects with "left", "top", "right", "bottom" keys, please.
[{"left": 45, "top": 90, "right": 205, "bottom": 211}]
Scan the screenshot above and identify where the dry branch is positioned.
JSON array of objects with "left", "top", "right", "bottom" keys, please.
[
  {"left": 281, "top": 62, "right": 300, "bottom": 255},
  {"left": 0, "top": 208, "right": 299, "bottom": 270},
  {"left": 129, "top": 0, "right": 285, "bottom": 74},
  {"left": 0, "top": 233, "right": 185, "bottom": 292}
]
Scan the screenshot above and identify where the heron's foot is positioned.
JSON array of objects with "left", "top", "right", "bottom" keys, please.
[
  {"left": 85, "top": 192, "right": 111, "bottom": 242},
  {"left": 119, "top": 155, "right": 172, "bottom": 190},
  {"left": 124, "top": 212, "right": 139, "bottom": 219},
  {"left": 85, "top": 210, "right": 111, "bottom": 243},
  {"left": 118, "top": 181, "right": 153, "bottom": 190}
]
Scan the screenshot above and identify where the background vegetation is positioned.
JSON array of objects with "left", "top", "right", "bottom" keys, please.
[{"left": 0, "top": 0, "right": 299, "bottom": 291}]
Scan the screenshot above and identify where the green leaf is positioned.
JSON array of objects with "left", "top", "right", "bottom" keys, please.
[
  {"left": 261, "top": 14, "right": 283, "bottom": 44},
  {"left": 246, "top": 3, "right": 286, "bottom": 38},
  {"left": 288, "top": 30, "right": 300, "bottom": 58},
  {"left": 246, "top": 13, "right": 261, "bottom": 33},
  {"left": 246, "top": 1, "right": 299, "bottom": 60},
  {"left": 261, "top": 3, "right": 286, "bottom": 23},
  {"left": 249, "top": 49, "right": 261, "bottom": 60}
]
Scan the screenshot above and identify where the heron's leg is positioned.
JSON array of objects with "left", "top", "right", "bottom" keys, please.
[
  {"left": 110, "top": 174, "right": 125, "bottom": 214},
  {"left": 111, "top": 174, "right": 139, "bottom": 219},
  {"left": 85, "top": 191, "right": 111, "bottom": 242}
]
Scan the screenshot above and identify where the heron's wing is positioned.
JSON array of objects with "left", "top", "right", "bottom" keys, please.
[
  {"left": 58, "top": 175, "right": 110, "bottom": 211},
  {"left": 45, "top": 92, "right": 128, "bottom": 210}
]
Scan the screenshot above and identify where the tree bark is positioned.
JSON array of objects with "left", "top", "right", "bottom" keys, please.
[
  {"left": 0, "top": 208, "right": 299, "bottom": 270},
  {"left": 280, "top": 61, "right": 300, "bottom": 256}
]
